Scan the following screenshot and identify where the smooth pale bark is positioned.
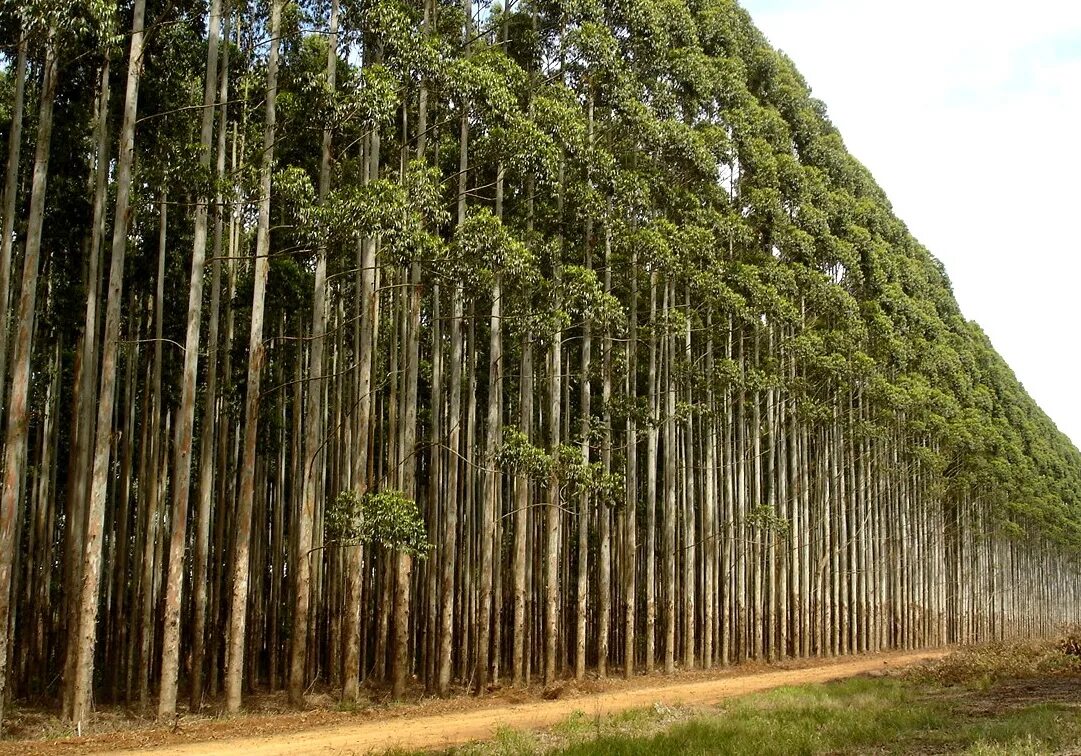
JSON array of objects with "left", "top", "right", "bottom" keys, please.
[
  {"left": 158, "top": 0, "right": 224, "bottom": 716},
  {"left": 62, "top": 51, "right": 110, "bottom": 717},
  {"left": 662, "top": 280, "right": 675, "bottom": 674},
  {"left": 575, "top": 280, "right": 591, "bottom": 683},
  {"left": 681, "top": 288, "right": 694, "bottom": 671},
  {"left": 344, "top": 192, "right": 377, "bottom": 704},
  {"left": 623, "top": 251, "right": 638, "bottom": 679},
  {"left": 644, "top": 270, "right": 658, "bottom": 673},
  {"left": 71, "top": 0, "right": 148, "bottom": 722},
  {"left": 597, "top": 234, "right": 613, "bottom": 678},
  {"left": 423, "top": 283, "right": 442, "bottom": 691},
  {"left": 702, "top": 317, "right": 715, "bottom": 670},
  {"left": 476, "top": 272, "right": 502, "bottom": 692},
  {"left": 751, "top": 333, "right": 763, "bottom": 661},
  {"left": 393, "top": 260, "right": 422, "bottom": 697},
  {"left": 0, "top": 31, "right": 58, "bottom": 732},
  {"left": 191, "top": 4, "right": 233, "bottom": 709},
  {"left": 460, "top": 308, "right": 478, "bottom": 683},
  {"left": 0, "top": 30, "right": 27, "bottom": 417},
  {"left": 544, "top": 271, "right": 562, "bottom": 686},
  {"left": 512, "top": 339, "right": 533, "bottom": 685},
  {"left": 438, "top": 85, "right": 469, "bottom": 696},
  {"left": 110, "top": 335, "right": 137, "bottom": 701},
  {"left": 290, "top": 0, "right": 338, "bottom": 706},
  {"left": 137, "top": 197, "right": 168, "bottom": 711},
  {"left": 226, "top": 0, "right": 282, "bottom": 713},
  {"left": 735, "top": 335, "right": 747, "bottom": 663}
]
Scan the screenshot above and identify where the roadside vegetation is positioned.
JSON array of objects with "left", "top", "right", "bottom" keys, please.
[{"left": 429, "top": 638, "right": 1081, "bottom": 756}]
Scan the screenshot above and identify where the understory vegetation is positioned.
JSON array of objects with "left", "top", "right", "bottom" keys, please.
[{"left": 432, "top": 640, "right": 1081, "bottom": 755}]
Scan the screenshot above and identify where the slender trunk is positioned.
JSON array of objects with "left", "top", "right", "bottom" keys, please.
[
  {"left": 0, "top": 30, "right": 28, "bottom": 417},
  {"left": 474, "top": 253, "right": 502, "bottom": 692},
  {"left": 598, "top": 223, "right": 612, "bottom": 678},
  {"left": 575, "top": 290, "right": 591, "bottom": 683},
  {"left": 344, "top": 140, "right": 377, "bottom": 702},
  {"left": 393, "top": 264, "right": 422, "bottom": 697},
  {"left": 512, "top": 338, "right": 532, "bottom": 685},
  {"left": 158, "top": 0, "right": 224, "bottom": 716},
  {"left": 137, "top": 198, "right": 168, "bottom": 711},
  {"left": 0, "top": 36, "right": 57, "bottom": 730},
  {"left": 191, "top": 4, "right": 233, "bottom": 709},
  {"left": 438, "top": 22, "right": 470, "bottom": 686},
  {"left": 71, "top": 2, "right": 148, "bottom": 719},
  {"left": 644, "top": 270, "right": 658, "bottom": 673},
  {"left": 62, "top": 51, "right": 111, "bottom": 716},
  {"left": 545, "top": 270, "right": 562, "bottom": 686},
  {"left": 623, "top": 251, "right": 638, "bottom": 679},
  {"left": 226, "top": 0, "right": 282, "bottom": 712},
  {"left": 290, "top": 0, "right": 338, "bottom": 706},
  {"left": 663, "top": 279, "right": 676, "bottom": 674},
  {"left": 681, "top": 287, "right": 694, "bottom": 670}
]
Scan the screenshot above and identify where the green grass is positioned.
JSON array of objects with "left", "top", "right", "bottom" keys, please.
[
  {"left": 427, "top": 644, "right": 1081, "bottom": 755},
  {"left": 553, "top": 678, "right": 1081, "bottom": 755}
]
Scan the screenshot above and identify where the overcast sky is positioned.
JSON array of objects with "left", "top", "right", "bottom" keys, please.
[{"left": 739, "top": 0, "right": 1081, "bottom": 448}]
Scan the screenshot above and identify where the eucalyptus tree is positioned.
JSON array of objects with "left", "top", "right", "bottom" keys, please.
[
  {"left": 0, "top": 7, "right": 61, "bottom": 733},
  {"left": 0, "top": 0, "right": 1080, "bottom": 730},
  {"left": 226, "top": 0, "right": 285, "bottom": 714}
]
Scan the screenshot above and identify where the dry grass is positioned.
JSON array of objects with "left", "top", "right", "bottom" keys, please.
[
  {"left": 905, "top": 636, "right": 1081, "bottom": 688},
  {"left": 439, "top": 637, "right": 1081, "bottom": 756}
]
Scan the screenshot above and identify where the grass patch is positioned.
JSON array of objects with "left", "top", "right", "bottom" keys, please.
[
  {"left": 550, "top": 679, "right": 1081, "bottom": 756},
  {"left": 436, "top": 641, "right": 1081, "bottom": 755}
]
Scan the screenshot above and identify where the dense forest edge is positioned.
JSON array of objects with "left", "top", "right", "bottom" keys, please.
[{"left": 1, "top": 0, "right": 1080, "bottom": 734}]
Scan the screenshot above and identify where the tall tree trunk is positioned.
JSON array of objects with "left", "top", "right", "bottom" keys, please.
[
  {"left": 226, "top": 0, "right": 282, "bottom": 713},
  {"left": 71, "top": 0, "right": 148, "bottom": 722},
  {"left": 644, "top": 270, "right": 658, "bottom": 673},
  {"left": 623, "top": 250, "right": 638, "bottom": 679},
  {"left": 62, "top": 50, "right": 111, "bottom": 717},
  {"left": 137, "top": 197, "right": 168, "bottom": 711},
  {"left": 0, "top": 28, "right": 28, "bottom": 419},
  {"left": 598, "top": 222, "right": 613, "bottom": 678},
  {"left": 0, "top": 31, "right": 58, "bottom": 731},
  {"left": 191, "top": 3, "right": 233, "bottom": 710},
  {"left": 393, "top": 264, "right": 422, "bottom": 698},
  {"left": 575, "top": 282, "right": 591, "bottom": 683},
  {"left": 159, "top": 0, "right": 224, "bottom": 716},
  {"left": 663, "top": 279, "right": 676, "bottom": 674},
  {"left": 476, "top": 272, "right": 502, "bottom": 692},
  {"left": 290, "top": 0, "right": 338, "bottom": 706},
  {"left": 344, "top": 135, "right": 378, "bottom": 701},
  {"left": 545, "top": 266, "right": 562, "bottom": 686}
]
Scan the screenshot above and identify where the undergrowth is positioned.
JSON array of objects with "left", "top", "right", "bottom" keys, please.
[
  {"left": 904, "top": 636, "right": 1081, "bottom": 687},
  {"left": 438, "top": 635, "right": 1081, "bottom": 756}
]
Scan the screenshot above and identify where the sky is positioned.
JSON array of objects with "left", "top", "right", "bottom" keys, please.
[{"left": 740, "top": 0, "right": 1081, "bottom": 448}]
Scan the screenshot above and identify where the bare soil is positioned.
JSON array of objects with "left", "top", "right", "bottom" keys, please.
[
  {"left": 948, "top": 675, "right": 1081, "bottom": 716},
  {"left": 0, "top": 649, "right": 946, "bottom": 755}
]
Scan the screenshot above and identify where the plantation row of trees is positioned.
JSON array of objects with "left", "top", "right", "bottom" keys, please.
[{"left": 1, "top": 0, "right": 1080, "bottom": 732}]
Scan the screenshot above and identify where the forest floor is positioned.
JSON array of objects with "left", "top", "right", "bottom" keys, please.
[{"left": 0, "top": 648, "right": 947, "bottom": 755}]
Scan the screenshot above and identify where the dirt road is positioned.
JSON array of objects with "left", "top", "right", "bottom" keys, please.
[{"left": 98, "top": 649, "right": 943, "bottom": 755}]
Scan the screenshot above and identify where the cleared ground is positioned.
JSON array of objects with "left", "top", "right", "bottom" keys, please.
[{"left": 0, "top": 649, "right": 943, "bottom": 755}]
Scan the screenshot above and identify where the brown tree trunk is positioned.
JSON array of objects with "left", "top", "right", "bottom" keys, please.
[
  {"left": 159, "top": 0, "right": 224, "bottom": 716},
  {"left": 71, "top": 1, "right": 148, "bottom": 720},
  {"left": 225, "top": 0, "right": 282, "bottom": 713},
  {"left": 0, "top": 29, "right": 28, "bottom": 417},
  {"left": 290, "top": 0, "right": 338, "bottom": 706},
  {"left": 0, "top": 33, "right": 58, "bottom": 730},
  {"left": 190, "top": 4, "right": 233, "bottom": 710}
]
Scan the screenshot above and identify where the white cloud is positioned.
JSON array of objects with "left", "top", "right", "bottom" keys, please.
[{"left": 742, "top": 0, "right": 1081, "bottom": 447}]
